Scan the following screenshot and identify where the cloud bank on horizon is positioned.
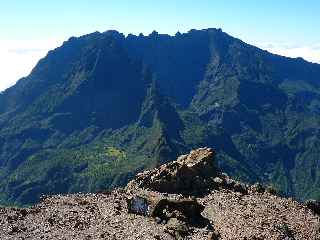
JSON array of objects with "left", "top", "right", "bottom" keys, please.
[
  {"left": 0, "top": 39, "right": 319, "bottom": 92},
  {"left": 0, "top": 39, "right": 62, "bottom": 92},
  {"left": 257, "top": 42, "right": 320, "bottom": 64}
]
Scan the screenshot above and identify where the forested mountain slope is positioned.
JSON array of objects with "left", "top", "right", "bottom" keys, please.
[{"left": 0, "top": 28, "right": 319, "bottom": 206}]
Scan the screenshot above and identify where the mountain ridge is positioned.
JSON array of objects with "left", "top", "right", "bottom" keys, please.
[{"left": 0, "top": 28, "right": 320, "bottom": 206}]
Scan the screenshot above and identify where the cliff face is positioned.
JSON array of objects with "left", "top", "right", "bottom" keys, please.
[
  {"left": 1, "top": 148, "right": 319, "bottom": 240},
  {"left": 1, "top": 28, "right": 320, "bottom": 206}
]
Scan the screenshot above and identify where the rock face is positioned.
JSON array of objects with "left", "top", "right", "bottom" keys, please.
[
  {"left": 0, "top": 148, "right": 319, "bottom": 240},
  {"left": 127, "top": 147, "right": 218, "bottom": 195},
  {"left": 127, "top": 148, "right": 249, "bottom": 196},
  {"left": 125, "top": 148, "right": 218, "bottom": 239}
]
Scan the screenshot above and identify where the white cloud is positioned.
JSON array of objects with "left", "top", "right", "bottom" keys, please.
[
  {"left": 0, "top": 39, "right": 62, "bottom": 91},
  {"left": 255, "top": 42, "right": 320, "bottom": 64}
]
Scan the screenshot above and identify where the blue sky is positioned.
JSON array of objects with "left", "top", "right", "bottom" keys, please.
[{"left": 1, "top": 0, "right": 319, "bottom": 90}]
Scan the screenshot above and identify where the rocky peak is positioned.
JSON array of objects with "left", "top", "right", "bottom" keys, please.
[{"left": 126, "top": 148, "right": 218, "bottom": 195}]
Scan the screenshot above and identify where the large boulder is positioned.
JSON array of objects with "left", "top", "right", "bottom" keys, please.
[{"left": 126, "top": 148, "right": 218, "bottom": 195}]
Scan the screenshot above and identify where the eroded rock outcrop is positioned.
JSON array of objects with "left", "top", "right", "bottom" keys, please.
[
  {"left": 125, "top": 148, "right": 220, "bottom": 238},
  {"left": 127, "top": 147, "right": 217, "bottom": 195},
  {"left": 127, "top": 147, "right": 248, "bottom": 196}
]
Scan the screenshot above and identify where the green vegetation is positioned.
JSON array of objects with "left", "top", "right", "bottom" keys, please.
[
  {"left": 105, "top": 147, "right": 127, "bottom": 159},
  {"left": 0, "top": 29, "right": 320, "bottom": 206}
]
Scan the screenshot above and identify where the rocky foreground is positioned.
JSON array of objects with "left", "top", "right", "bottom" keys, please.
[{"left": 1, "top": 148, "right": 319, "bottom": 239}]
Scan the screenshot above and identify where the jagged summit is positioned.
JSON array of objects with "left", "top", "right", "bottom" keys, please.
[{"left": 1, "top": 148, "right": 319, "bottom": 239}]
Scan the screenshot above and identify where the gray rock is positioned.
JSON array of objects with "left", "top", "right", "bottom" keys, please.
[{"left": 126, "top": 148, "right": 218, "bottom": 196}]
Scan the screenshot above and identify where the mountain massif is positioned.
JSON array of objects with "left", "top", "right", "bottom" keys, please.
[{"left": 0, "top": 28, "right": 320, "bottom": 206}]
